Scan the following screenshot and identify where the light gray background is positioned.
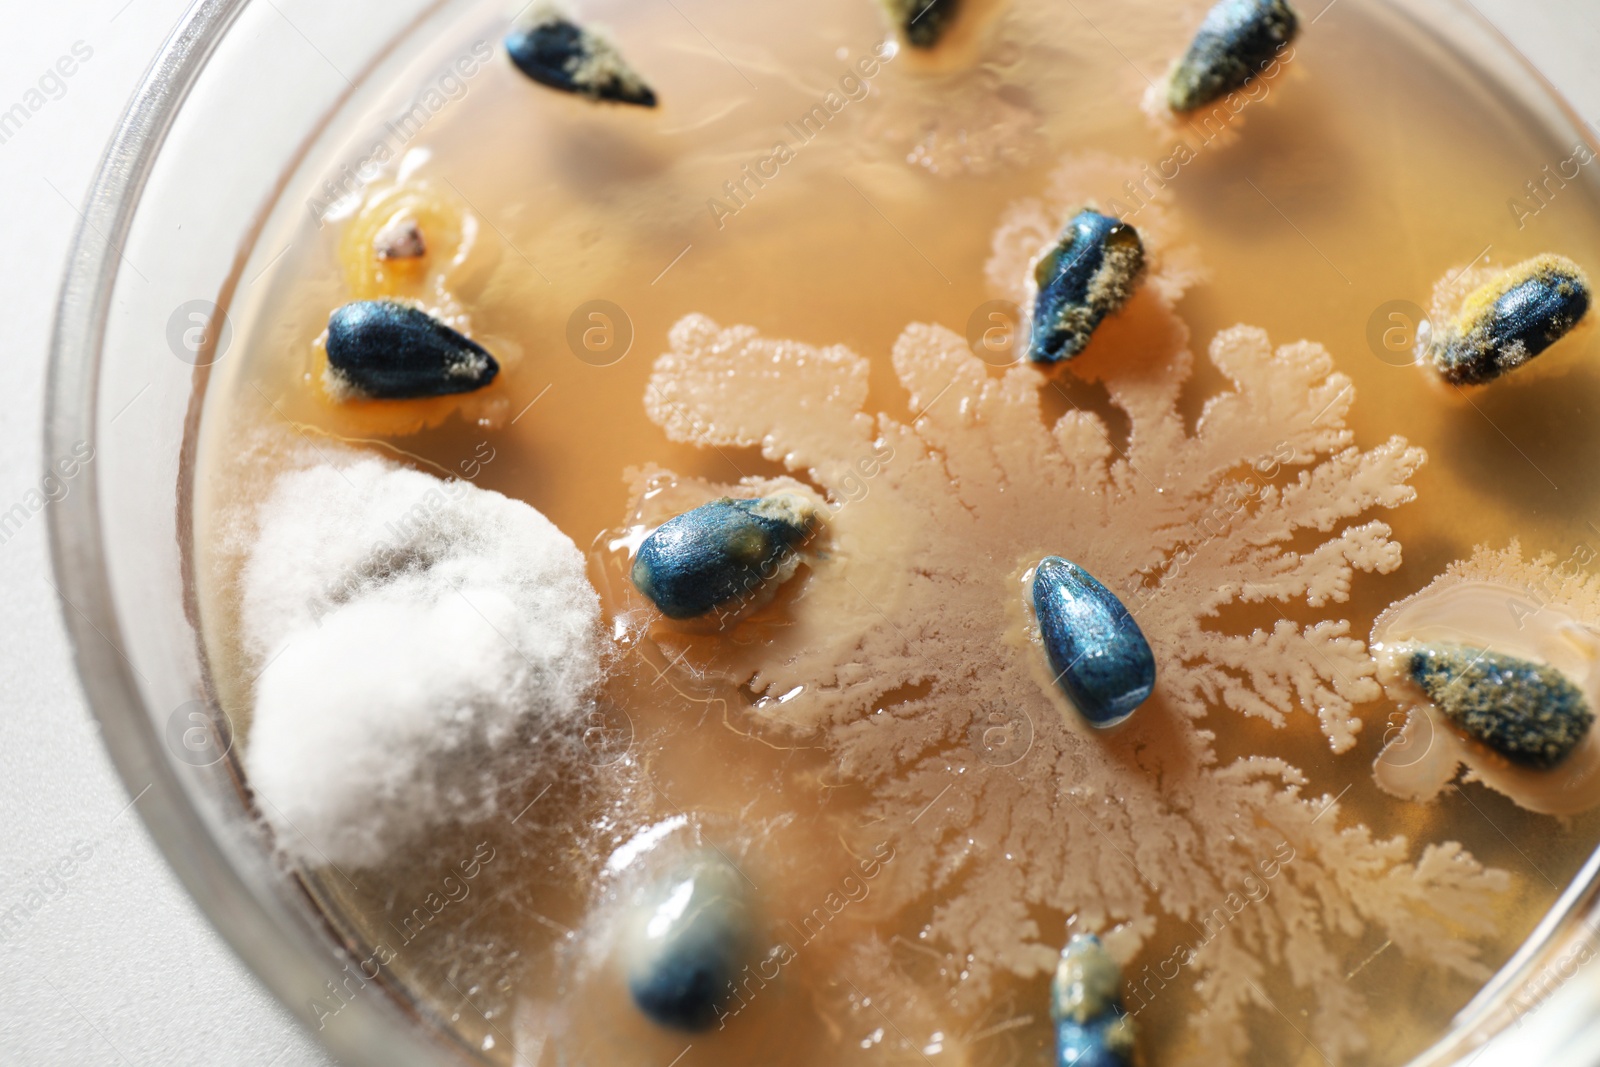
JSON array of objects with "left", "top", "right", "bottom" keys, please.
[{"left": 0, "top": 1, "right": 1597, "bottom": 1065}]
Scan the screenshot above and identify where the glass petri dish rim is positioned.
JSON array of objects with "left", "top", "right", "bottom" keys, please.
[
  {"left": 42, "top": 1, "right": 455, "bottom": 1065},
  {"left": 41, "top": 1, "right": 1600, "bottom": 1065}
]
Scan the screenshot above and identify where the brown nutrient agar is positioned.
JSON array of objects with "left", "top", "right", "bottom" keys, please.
[{"left": 190, "top": 1, "right": 1600, "bottom": 1064}]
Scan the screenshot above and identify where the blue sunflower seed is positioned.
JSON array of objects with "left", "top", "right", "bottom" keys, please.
[
  {"left": 1028, "top": 211, "right": 1146, "bottom": 364},
  {"left": 1052, "top": 935, "right": 1136, "bottom": 1067},
  {"left": 1428, "top": 255, "right": 1591, "bottom": 385},
  {"left": 1057, "top": 1017, "right": 1137, "bottom": 1067},
  {"left": 324, "top": 300, "right": 498, "bottom": 400},
  {"left": 1051, "top": 933, "right": 1124, "bottom": 1025},
  {"left": 1408, "top": 643, "right": 1592, "bottom": 769},
  {"left": 505, "top": 4, "right": 657, "bottom": 107},
  {"left": 631, "top": 495, "right": 819, "bottom": 622},
  {"left": 880, "top": 0, "right": 961, "bottom": 49},
  {"left": 1167, "top": 0, "right": 1298, "bottom": 113},
  {"left": 1033, "top": 557, "right": 1155, "bottom": 727},
  {"left": 624, "top": 855, "right": 754, "bottom": 1032}
]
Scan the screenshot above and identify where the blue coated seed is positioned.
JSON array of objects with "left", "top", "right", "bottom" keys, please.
[
  {"left": 631, "top": 495, "right": 819, "bottom": 622},
  {"left": 1167, "top": 0, "right": 1298, "bottom": 113},
  {"left": 625, "top": 856, "right": 753, "bottom": 1032},
  {"left": 324, "top": 300, "right": 498, "bottom": 400},
  {"left": 1052, "top": 934, "right": 1123, "bottom": 1025},
  {"left": 505, "top": 5, "right": 657, "bottom": 107},
  {"left": 1408, "top": 643, "right": 1592, "bottom": 769},
  {"left": 1057, "top": 1019, "right": 1135, "bottom": 1067},
  {"left": 1051, "top": 935, "right": 1136, "bottom": 1067},
  {"left": 1428, "top": 255, "right": 1591, "bottom": 385},
  {"left": 1028, "top": 211, "right": 1146, "bottom": 364},
  {"left": 1033, "top": 557, "right": 1155, "bottom": 727}
]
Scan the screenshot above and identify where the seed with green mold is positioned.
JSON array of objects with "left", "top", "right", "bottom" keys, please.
[
  {"left": 631, "top": 495, "right": 820, "bottom": 622},
  {"left": 1408, "top": 642, "right": 1593, "bottom": 769},
  {"left": 1167, "top": 0, "right": 1298, "bottom": 113},
  {"left": 324, "top": 300, "right": 498, "bottom": 400},
  {"left": 1051, "top": 934, "right": 1136, "bottom": 1067},
  {"left": 505, "top": 2, "right": 657, "bottom": 107},
  {"left": 1426, "top": 254, "right": 1591, "bottom": 385},
  {"left": 1028, "top": 210, "right": 1146, "bottom": 364},
  {"left": 1052, "top": 933, "right": 1123, "bottom": 1024}
]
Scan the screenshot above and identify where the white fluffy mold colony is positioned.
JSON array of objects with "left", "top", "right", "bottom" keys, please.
[
  {"left": 239, "top": 445, "right": 604, "bottom": 868},
  {"left": 618, "top": 157, "right": 1513, "bottom": 1064}
]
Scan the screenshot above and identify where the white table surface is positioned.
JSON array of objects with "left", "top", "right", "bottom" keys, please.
[
  {"left": 0, "top": 2, "right": 335, "bottom": 1064},
  {"left": 0, "top": 1, "right": 1596, "bottom": 1065}
]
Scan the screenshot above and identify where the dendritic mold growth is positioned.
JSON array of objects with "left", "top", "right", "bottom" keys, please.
[{"left": 623, "top": 158, "right": 1509, "bottom": 1064}]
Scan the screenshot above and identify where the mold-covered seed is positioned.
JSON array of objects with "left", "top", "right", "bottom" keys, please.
[
  {"left": 1051, "top": 933, "right": 1123, "bottom": 1025},
  {"left": 373, "top": 214, "right": 426, "bottom": 260},
  {"left": 1028, "top": 210, "right": 1146, "bottom": 364},
  {"left": 1033, "top": 556, "right": 1155, "bottom": 727},
  {"left": 624, "top": 855, "right": 754, "bottom": 1032},
  {"left": 1370, "top": 558, "right": 1600, "bottom": 814},
  {"left": 504, "top": 2, "right": 657, "bottom": 107},
  {"left": 324, "top": 300, "right": 499, "bottom": 401},
  {"left": 1051, "top": 934, "right": 1136, "bottom": 1067},
  {"left": 631, "top": 495, "right": 819, "bottom": 622},
  {"left": 1427, "top": 255, "right": 1591, "bottom": 385},
  {"left": 1166, "top": 0, "right": 1298, "bottom": 113},
  {"left": 1408, "top": 643, "right": 1593, "bottom": 769},
  {"left": 879, "top": 0, "right": 961, "bottom": 49}
]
